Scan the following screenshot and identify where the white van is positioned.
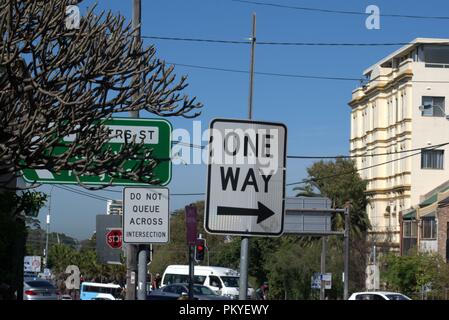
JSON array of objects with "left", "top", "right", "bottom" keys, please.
[{"left": 161, "top": 265, "right": 254, "bottom": 299}]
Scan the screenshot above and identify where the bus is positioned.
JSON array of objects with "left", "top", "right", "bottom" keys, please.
[{"left": 80, "top": 282, "right": 122, "bottom": 300}]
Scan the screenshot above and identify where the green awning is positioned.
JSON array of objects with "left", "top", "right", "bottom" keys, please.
[
  {"left": 420, "top": 185, "right": 449, "bottom": 207},
  {"left": 402, "top": 209, "right": 416, "bottom": 220},
  {"left": 420, "top": 194, "right": 438, "bottom": 207}
]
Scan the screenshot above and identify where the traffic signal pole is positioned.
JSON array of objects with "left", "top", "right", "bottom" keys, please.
[
  {"left": 239, "top": 12, "right": 256, "bottom": 301},
  {"left": 188, "top": 245, "right": 195, "bottom": 300}
]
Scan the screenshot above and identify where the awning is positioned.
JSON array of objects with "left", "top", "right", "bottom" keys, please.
[
  {"left": 421, "top": 211, "right": 436, "bottom": 218},
  {"left": 420, "top": 194, "right": 437, "bottom": 207},
  {"left": 419, "top": 202, "right": 437, "bottom": 218},
  {"left": 402, "top": 209, "right": 416, "bottom": 220}
]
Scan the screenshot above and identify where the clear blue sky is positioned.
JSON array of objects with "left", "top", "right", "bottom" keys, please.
[{"left": 36, "top": 0, "right": 449, "bottom": 239}]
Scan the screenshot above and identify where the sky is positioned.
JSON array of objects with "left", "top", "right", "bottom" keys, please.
[{"left": 34, "top": 0, "right": 449, "bottom": 240}]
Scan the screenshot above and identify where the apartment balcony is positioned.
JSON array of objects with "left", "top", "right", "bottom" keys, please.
[
  {"left": 397, "top": 58, "right": 414, "bottom": 76},
  {"left": 350, "top": 59, "right": 414, "bottom": 103}
]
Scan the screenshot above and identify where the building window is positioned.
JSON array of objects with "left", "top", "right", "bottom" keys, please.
[
  {"left": 421, "top": 96, "right": 445, "bottom": 117},
  {"left": 395, "top": 98, "right": 399, "bottom": 122},
  {"left": 421, "top": 217, "right": 436, "bottom": 240},
  {"left": 403, "top": 220, "right": 417, "bottom": 238},
  {"left": 403, "top": 220, "right": 417, "bottom": 254},
  {"left": 421, "top": 150, "right": 444, "bottom": 169}
]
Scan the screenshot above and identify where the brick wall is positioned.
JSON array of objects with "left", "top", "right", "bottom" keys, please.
[{"left": 437, "top": 206, "right": 449, "bottom": 262}]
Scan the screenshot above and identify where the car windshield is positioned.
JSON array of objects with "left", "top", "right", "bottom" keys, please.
[
  {"left": 221, "top": 276, "right": 239, "bottom": 287},
  {"left": 25, "top": 280, "right": 55, "bottom": 289},
  {"left": 385, "top": 294, "right": 410, "bottom": 300},
  {"left": 193, "top": 285, "right": 217, "bottom": 295}
]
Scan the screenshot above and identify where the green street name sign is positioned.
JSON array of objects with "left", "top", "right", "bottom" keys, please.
[{"left": 22, "top": 118, "right": 172, "bottom": 186}]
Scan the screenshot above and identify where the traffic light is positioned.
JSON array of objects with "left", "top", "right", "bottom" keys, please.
[{"left": 195, "top": 238, "right": 206, "bottom": 262}]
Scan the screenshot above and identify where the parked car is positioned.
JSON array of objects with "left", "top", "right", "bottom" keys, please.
[
  {"left": 348, "top": 291, "right": 412, "bottom": 300},
  {"left": 60, "top": 294, "right": 73, "bottom": 300},
  {"left": 23, "top": 278, "right": 59, "bottom": 300},
  {"left": 148, "top": 283, "right": 231, "bottom": 300}
]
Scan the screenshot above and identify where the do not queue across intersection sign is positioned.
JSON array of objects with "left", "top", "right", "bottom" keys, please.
[{"left": 123, "top": 187, "right": 169, "bottom": 244}]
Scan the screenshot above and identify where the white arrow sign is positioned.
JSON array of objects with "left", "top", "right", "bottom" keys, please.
[{"left": 205, "top": 119, "right": 287, "bottom": 236}]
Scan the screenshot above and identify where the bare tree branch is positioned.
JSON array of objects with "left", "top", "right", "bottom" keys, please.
[{"left": 0, "top": 0, "right": 203, "bottom": 189}]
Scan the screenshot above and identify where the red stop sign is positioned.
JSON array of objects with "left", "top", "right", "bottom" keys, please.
[{"left": 106, "top": 229, "right": 122, "bottom": 249}]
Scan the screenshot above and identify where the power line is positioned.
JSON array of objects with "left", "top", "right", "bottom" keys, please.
[
  {"left": 167, "top": 62, "right": 361, "bottom": 81},
  {"left": 51, "top": 142, "right": 449, "bottom": 197},
  {"left": 55, "top": 184, "right": 205, "bottom": 198},
  {"left": 167, "top": 61, "right": 449, "bottom": 84},
  {"left": 54, "top": 185, "right": 109, "bottom": 201},
  {"left": 232, "top": 0, "right": 449, "bottom": 20},
  {"left": 172, "top": 140, "right": 206, "bottom": 149},
  {"left": 286, "top": 142, "right": 449, "bottom": 186},
  {"left": 97, "top": 188, "right": 205, "bottom": 197},
  {"left": 58, "top": 185, "right": 110, "bottom": 200},
  {"left": 142, "top": 35, "right": 249, "bottom": 44},
  {"left": 144, "top": 35, "right": 416, "bottom": 47},
  {"left": 287, "top": 142, "right": 449, "bottom": 159},
  {"left": 173, "top": 140, "right": 449, "bottom": 160}
]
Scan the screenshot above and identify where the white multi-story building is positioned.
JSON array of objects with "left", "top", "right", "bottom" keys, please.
[
  {"left": 348, "top": 38, "right": 449, "bottom": 248},
  {"left": 107, "top": 199, "right": 123, "bottom": 215}
]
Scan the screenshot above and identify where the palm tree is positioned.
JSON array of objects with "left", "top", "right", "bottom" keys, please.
[{"left": 293, "top": 183, "right": 322, "bottom": 198}]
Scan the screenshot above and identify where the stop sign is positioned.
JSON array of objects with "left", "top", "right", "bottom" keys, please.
[{"left": 106, "top": 229, "right": 122, "bottom": 249}]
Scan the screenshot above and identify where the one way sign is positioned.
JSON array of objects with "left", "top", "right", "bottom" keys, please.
[{"left": 205, "top": 119, "right": 287, "bottom": 236}]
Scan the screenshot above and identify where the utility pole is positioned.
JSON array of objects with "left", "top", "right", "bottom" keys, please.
[
  {"left": 126, "top": 0, "right": 141, "bottom": 300},
  {"left": 343, "top": 206, "right": 350, "bottom": 300},
  {"left": 320, "top": 236, "right": 327, "bottom": 300},
  {"left": 239, "top": 12, "right": 256, "bottom": 301},
  {"left": 44, "top": 185, "right": 54, "bottom": 268}
]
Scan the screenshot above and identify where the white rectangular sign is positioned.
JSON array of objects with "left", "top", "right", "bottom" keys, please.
[
  {"left": 205, "top": 119, "right": 287, "bottom": 236},
  {"left": 123, "top": 187, "right": 169, "bottom": 243},
  {"left": 64, "top": 126, "right": 159, "bottom": 144}
]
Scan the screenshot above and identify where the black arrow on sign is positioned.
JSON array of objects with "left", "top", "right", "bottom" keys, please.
[{"left": 217, "top": 202, "right": 275, "bottom": 224}]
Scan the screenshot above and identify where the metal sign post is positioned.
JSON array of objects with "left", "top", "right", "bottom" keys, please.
[
  {"left": 344, "top": 207, "right": 350, "bottom": 300},
  {"left": 320, "top": 236, "right": 327, "bottom": 300},
  {"left": 188, "top": 245, "right": 195, "bottom": 300},
  {"left": 283, "top": 197, "right": 350, "bottom": 300},
  {"left": 126, "top": 0, "right": 141, "bottom": 300}
]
